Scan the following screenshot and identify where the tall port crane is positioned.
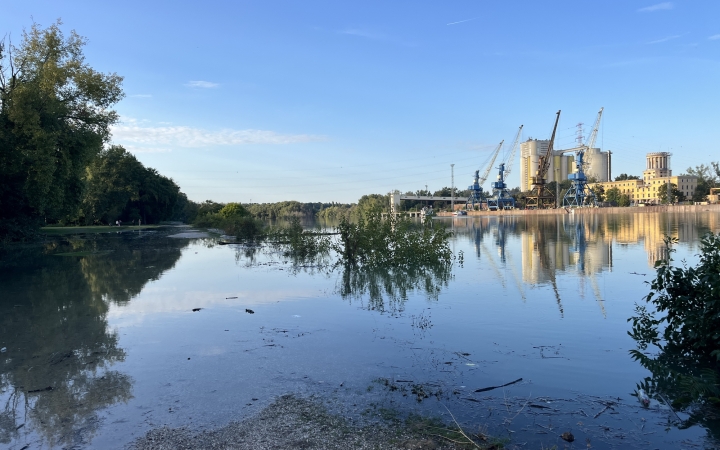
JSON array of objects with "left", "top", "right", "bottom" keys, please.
[
  {"left": 526, "top": 111, "right": 561, "bottom": 209},
  {"left": 563, "top": 107, "right": 603, "bottom": 207},
  {"left": 467, "top": 140, "right": 504, "bottom": 209},
  {"left": 487, "top": 125, "right": 523, "bottom": 210}
]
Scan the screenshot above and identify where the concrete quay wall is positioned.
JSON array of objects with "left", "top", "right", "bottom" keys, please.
[{"left": 435, "top": 203, "right": 720, "bottom": 217}]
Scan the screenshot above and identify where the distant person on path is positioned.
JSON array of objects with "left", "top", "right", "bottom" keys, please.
[{"left": 115, "top": 220, "right": 119, "bottom": 226}]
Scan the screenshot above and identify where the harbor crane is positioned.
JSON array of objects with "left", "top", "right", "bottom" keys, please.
[
  {"left": 487, "top": 125, "right": 523, "bottom": 211},
  {"left": 526, "top": 111, "right": 561, "bottom": 209},
  {"left": 467, "top": 140, "right": 504, "bottom": 209},
  {"left": 563, "top": 107, "right": 603, "bottom": 207}
]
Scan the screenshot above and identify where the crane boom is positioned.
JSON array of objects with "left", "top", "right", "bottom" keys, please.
[
  {"left": 584, "top": 107, "right": 604, "bottom": 154},
  {"left": 534, "top": 111, "right": 561, "bottom": 185},
  {"left": 479, "top": 140, "right": 504, "bottom": 185},
  {"left": 503, "top": 125, "right": 523, "bottom": 178}
]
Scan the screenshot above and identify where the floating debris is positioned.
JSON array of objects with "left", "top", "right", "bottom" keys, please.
[
  {"left": 637, "top": 389, "right": 650, "bottom": 407},
  {"left": 245, "top": 309, "right": 255, "bottom": 314},
  {"left": 560, "top": 431, "right": 575, "bottom": 442},
  {"left": 192, "top": 308, "right": 202, "bottom": 312}
]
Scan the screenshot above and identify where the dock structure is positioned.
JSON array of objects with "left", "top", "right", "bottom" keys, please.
[{"left": 390, "top": 191, "right": 468, "bottom": 215}]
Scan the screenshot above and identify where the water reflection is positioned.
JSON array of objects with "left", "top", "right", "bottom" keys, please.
[
  {"left": 337, "top": 263, "right": 452, "bottom": 314},
  {"left": 451, "top": 211, "right": 720, "bottom": 317},
  {"left": 0, "top": 232, "right": 188, "bottom": 447}
]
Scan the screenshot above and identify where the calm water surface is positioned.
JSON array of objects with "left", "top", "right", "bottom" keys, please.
[{"left": 1, "top": 211, "right": 719, "bottom": 449}]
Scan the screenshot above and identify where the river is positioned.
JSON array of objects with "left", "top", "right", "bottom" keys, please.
[{"left": 1, "top": 210, "right": 719, "bottom": 449}]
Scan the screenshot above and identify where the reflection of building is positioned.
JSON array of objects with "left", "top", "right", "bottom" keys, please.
[
  {"left": 520, "top": 216, "right": 612, "bottom": 284},
  {"left": 520, "top": 139, "right": 611, "bottom": 191},
  {"left": 592, "top": 152, "right": 697, "bottom": 204}
]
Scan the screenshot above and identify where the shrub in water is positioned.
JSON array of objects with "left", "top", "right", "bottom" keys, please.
[{"left": 629, "top": 233, "right": 720, "bottom": 429}]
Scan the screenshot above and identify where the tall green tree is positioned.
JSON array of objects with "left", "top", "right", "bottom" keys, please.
[
  {"left": 658, "top": 183, "right": 685, "bottom": 204},
  {"left": 684, "top": 163, "right": 719, "bottom": 202},
  {"left": 0, "top": 21, "right": 123, "bottom": 241},
  {"left": 605, "top": 187, "right": 630, "bottom": 206},
  {"left": 77, "top": 146, "right": 181, "bottom": 225}
]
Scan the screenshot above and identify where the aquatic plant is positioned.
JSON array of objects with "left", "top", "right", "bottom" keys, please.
[
  {"left": 335, "top": 212, "right": 453, "bottom": 269},
  {"left": 267, "top": 217, "right": 331, "bottom": 262},
  {"left": 194, "top": 203, "right": 265, "bottom": 241},
  {"left": 628, "top": 233, "right": 720, "bottom": 431}
]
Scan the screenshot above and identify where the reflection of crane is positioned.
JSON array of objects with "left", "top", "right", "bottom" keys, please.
[
  {"left": 487, "top": 125, "right": 523, "bottom": 211},
  {"left": 467, "top": 141, "right": 504, "bottom": 209},
  {"left": 534, "top": 227, "right": 564, "bottom": 317},
  {"left": 494, "top": 217, "right": 527, "bottom": 300},
  {"left": 563, "top": 108, "right": 603, "bottom": 207},
  {"left": 527, "top": 111, "right": 561, "bottom": 209}
]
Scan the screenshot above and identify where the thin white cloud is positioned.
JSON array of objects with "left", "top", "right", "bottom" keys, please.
[
  {"left": 638, "top": 2, "right": 673, "bottom": 12},
  {"left": 340, "top": 29, "right": 385, "bottom": 40},
  {"left": 185, "top": 80, "right": 219, "bottom": 88},
  {"left": 130, "top": 94, "right": 152, "bottom": 98},
  {"left": 447, "top": 17, "right": 479, "bottom": 26},
  {"left": 646, "top": 34, "right": 681, "bottom": 44},
  {"left": 709, "top": 34, "right": 720, "bottom": 40},
  {"left": 111, "top": 123, "right": 326, "bottom": 150}
]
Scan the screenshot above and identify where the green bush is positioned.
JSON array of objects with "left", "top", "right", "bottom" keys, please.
[
  {"left": 267, "top": 217, "right": 331, "bottom": 261},
  {"left": 629, "top": 233, "right": 720, "bottom": 427},
  {"left": 194, "top": 210, "right": 264, "bottom": 241},
  {"left": 335, "top": 212, "right": 452, "bottom": 269},
  {"left": 218, "top": 202, "right": 248, "bottom": 218}
]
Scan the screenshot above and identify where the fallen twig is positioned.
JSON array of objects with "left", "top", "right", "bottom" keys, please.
[
  {"left": 475, "top": 377, "right": 523, "bottom": 393},
  {"left": 593, "top": 404, "right": 611, "bottom": 419}
]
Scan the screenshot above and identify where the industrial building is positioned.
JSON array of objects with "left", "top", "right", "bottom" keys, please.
[
  {"left": 519, "top": 139, "right": 611, "bottom": 192},
  {"left": 590, "top": 152, "right": 698, "bottom": 204}
]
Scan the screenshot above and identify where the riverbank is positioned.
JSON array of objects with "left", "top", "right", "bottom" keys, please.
[
  {"left": 40, "top": 225, "right": 163, "bottom": 235},
  {"left": 434, "top": 203, "right": 720, "bottom": 217}
]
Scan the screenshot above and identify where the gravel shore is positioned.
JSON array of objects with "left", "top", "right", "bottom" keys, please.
[{"left": 129, "top": 395, "right": 482, "bottom": 450}]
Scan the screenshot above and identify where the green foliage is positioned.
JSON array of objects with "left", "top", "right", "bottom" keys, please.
[
  {"left": 194, "top": 207, "right": 264, "bottom": 241},
  {"left": 218, "top": 202, "right": 248, "bottom": 218},
  {"left": 245, "top": 201, "right": 346, "bottom": 220},
  {"left": 316, "top": 204, "right": 356, "bottom": 221},
  {"left": 615, "top": 173, "right": 640, "bottom": 181},
  {"left": 357, "top": 193, "right": 389, "bottom": 216},
  {"left": 591, "top": 184, "right": 605, "bottom": 203},
  {"left": 628, "top": 233, "right": 720, "bottom": 426},
  {"left": 267, "top": 217, "right": 331, "bottom": 261},
  {"left": 605, "top": 187, "right": 630, "bottom": 206},
  {"left": 0, "top": 22, "right": 123, "bottom": 241},
  {"left": 74, "top": 146, "right": 181, "bottom": 225},
  {"left": 658, "top": 183, "right": 685, "bottom": 204},
  {"left": 684, "top": 163, "right": 719, "bottom": 202},
  {"left": 335, "top": 213, "right": 452, "bottom": 269}
]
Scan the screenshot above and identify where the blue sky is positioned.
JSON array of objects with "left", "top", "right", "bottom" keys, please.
[{"left": 3, "top": 1, "right": 719, "bottom": 203}]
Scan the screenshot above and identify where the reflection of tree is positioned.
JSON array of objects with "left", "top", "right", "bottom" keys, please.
[
  {"left": 76, "top": 233, "right": 189, "bottom": 304},
  {"left": 337, "top": 263, "right": 452, "bottom": 314},
  {"left": 0, "top": 232, "right": 186, "bottom": 446}
]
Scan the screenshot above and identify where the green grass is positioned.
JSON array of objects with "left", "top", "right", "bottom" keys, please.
[{"left": 40, "top": 225, "right": 161, "bottom": 235}]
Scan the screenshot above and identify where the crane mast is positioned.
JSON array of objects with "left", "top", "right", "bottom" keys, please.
[
  {"left": 487, "top": 125, "right": 523, "bottom": 210},
  {"left": 526, "top": 111, "right": 561, "bottom": 209},
  {"left": 467, "top": 140, "right": 504, "bottom": 209},
  {"left": 563, "top": 107, "right": 603, "bottom": 207}
]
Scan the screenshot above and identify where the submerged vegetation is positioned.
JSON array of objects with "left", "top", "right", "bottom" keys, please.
[
  {"left": 193, "top": 202, "right": 265, "bottom": 241},
  {"left": 629, "top": 233, "right": 720, "bottom": 432}
]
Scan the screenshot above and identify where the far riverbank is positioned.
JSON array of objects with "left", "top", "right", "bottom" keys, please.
[{"left": 435, "top": 203, "right": 720, "bottom": 217}]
